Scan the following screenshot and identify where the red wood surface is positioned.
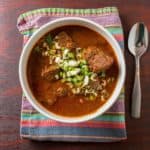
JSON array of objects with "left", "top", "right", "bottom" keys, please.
[{"left": 0, "top": 0, "right": 150, "bottom": 150}]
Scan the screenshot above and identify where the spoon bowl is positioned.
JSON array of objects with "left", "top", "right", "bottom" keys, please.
[{"left": 128, "top": 23, "right": 149, "bottom": 57}]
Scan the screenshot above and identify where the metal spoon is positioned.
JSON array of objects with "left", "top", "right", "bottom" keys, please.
[{"left": 128, "top": 22, "right": 149, "bottom": 118}]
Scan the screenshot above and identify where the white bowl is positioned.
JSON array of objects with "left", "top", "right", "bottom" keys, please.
[{"left": 19, "top": 17, "right": 126, "bottom": 123}]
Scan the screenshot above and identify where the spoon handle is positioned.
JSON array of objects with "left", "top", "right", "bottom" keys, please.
[{"left": 131, "top": 57, "right": 141, "bottom": 118}]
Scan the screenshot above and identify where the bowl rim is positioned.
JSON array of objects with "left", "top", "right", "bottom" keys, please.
[{"left": 19, "top": 17, "right": 126, "bottom": 123}]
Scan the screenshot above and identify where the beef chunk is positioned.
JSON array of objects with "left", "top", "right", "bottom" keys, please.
[
  {"left": 41, "top": 65, "right": 59, "bottom": 81},
  {"left": 55, "top": 32, "right": 76, "bottom": 49},
  {"left": 47, "top": 82, "right": 71, "bottom": 105},
  {"left": 40, "top": 82, "right": 70, "bottom": 106},
  {"left": 82, "top": 46, "right": 113, "bottom": 73}
]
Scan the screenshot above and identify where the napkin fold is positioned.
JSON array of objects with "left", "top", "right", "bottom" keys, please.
[{"left": 17, "top": 7, "right": 127, "bottom": 142}]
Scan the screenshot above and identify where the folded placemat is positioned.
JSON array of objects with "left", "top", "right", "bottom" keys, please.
[{"left": 17, "top": 7, "right": 127, "bottom": 142}]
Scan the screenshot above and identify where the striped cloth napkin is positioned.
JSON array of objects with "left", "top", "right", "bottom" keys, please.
[{"left": 17, "top": 7, "right": 127, "bottom": 142}]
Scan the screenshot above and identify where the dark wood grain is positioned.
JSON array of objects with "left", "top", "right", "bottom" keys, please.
[{"left": 0, "top": 0, "right": 150, "bottom": 150}]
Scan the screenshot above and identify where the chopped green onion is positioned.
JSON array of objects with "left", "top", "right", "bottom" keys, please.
[
  {"left": 84, "top": 71, "right": 89, "bottom": 75},
  {"left": 67, "top": 52, "right": 75, "bottom": 59},
  {"left": 66, "top": 77, "right": 72, "bottom": 82},
  {"left": 76, "top": 75, "right": 84, "bottom": 81},
  {"left": 88, "top": 72, "right": 92, "bottom": 76},
  {"left": 80, "top": 59, "right": 87, "bottom": 65},
  {"left": 72, "top": 77, "right": 78, "bottom": 84},
  {"left": 81, "top": 65, "right": 88, "bottom": 70},
  {"left": 45, "top": 34, "right": 52, "bottom": 45},
  {"left": 62, "top": 72, "right": 66, "bottom": 79},
  {"left": 62, "top": 65, "right": 68, "bottom": 71},
  {"left": 68, "top": 66, "right": 73, "bottom": 71},
  {"left": 67, "top": 68, "right": 81, "bottom": 77},
  {"left": 75, "top": 82, "right": 82, "bottom": 87},
  {"left": 59, "top": 72, "right": 63, "bottom": 77}
]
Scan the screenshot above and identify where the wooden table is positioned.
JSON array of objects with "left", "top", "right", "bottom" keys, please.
[{"left": 0, "top": 0, "right": 150, "bottom": 150}]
